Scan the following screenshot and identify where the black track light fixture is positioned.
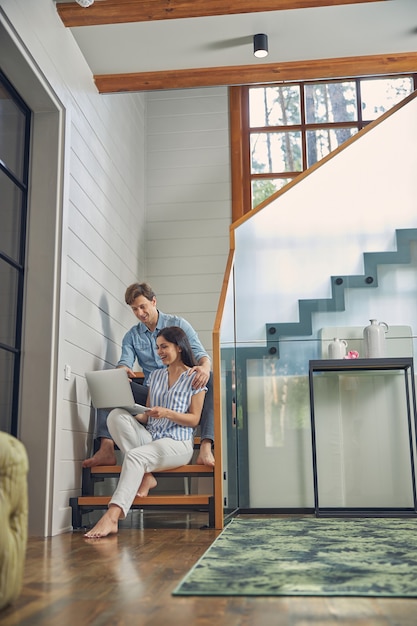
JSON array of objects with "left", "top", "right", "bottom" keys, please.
[{"left": 253, "top": 33, "right": 268, "bottom": 58}]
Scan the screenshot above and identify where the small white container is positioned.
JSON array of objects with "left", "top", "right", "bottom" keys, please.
[{"left": 328, "top": 338, "right": 348, "bottom": 359}]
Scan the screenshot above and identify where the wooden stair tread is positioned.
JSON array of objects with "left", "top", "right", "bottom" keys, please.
[
  {"left": 72, "top": 434, "right": 217, "bottom": 528},
  {"left": 77, "top": 494, "right": 211, "bottom": 506},
  {"left": 90, "top": 464, "right": 213, "bottom": 476}
]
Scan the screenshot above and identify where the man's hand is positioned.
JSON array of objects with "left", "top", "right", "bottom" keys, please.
[
  {"left": 117, "top": 365, "right": 136, "bottom": 378},
  {"left": 189, "top": 364, "right": 210, "bottom": 389}
]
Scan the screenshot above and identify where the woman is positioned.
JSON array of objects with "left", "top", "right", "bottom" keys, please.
[{"left": 84, "top": 326, "right": 206, "bottom": 538}]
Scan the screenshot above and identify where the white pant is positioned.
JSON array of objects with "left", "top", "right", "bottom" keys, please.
[{"left": 107, "top": 409, "right": 194, "bottom": 518}]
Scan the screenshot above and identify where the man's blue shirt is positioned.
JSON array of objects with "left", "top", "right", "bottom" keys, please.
[{"left": 117, "top": 310, "right": 210, "bottom": 385}]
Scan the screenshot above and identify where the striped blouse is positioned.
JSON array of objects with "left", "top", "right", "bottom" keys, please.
[{"left": 146, "top": 367, "right": 207, "bottom": 441}]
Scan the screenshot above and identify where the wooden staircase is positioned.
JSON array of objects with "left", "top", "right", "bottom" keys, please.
[{"left": 70, "top": 438, "right": 215, "bottom": 528}]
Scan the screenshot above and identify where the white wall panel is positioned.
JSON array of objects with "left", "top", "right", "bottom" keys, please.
[
  {"left": 147, "top": 236, "right": 229, "bottom": 259},
  {"left": 1, "top": 0, "right": 146, "bottom": 534},
  {"left": 148, "top": 89, "right": 227, "bottom": 115},
  {"left": 148, "top": 145, "right": 230, "bottom": 169},
  {"left": 147, "top": 111, "right": 229, "bottom": 134},
  {"left": 154, "top": 273, "right": 223, "bottom": 295},
  {"left": 146, "top": 87, "right": 232, "bottom": 355},
  {"left": 147, "top": 218, "right": 230, "bottom": 240},
  {"left": 165, "top": 292, "right": 220, "bottom": 313},
  {"left": 147, "top": 182, "right": 231, "bottom": 205},
  {"left": 2, "top": 2, "right": 232, "bottom": 535},
  {"left": 148, "top": 129, "right": 228, "bottom": 152},
  {"left": 146, "top": 254, "right": 228, "bottom": 277},
  {"left": 147, "top": 163, "right": 229, "bottom": 187},
  {"left": 148, "top": 201, "right": 230, "bottom": 222}
]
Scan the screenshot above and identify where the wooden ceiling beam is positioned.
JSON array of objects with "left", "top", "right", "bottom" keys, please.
[
  {"left": 57, "top": 0, "right": 383, "bottom": 28},
  {"left": 94, "top": 52, "right": 417, "bottom": 93}
]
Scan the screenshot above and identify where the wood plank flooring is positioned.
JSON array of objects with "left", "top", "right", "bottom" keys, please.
[{"left": 1, "top": 513, "right": 417, "bottom": 626}]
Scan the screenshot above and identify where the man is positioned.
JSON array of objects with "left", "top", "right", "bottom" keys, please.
[{"left": 83, "top": 282, "right": 215, "bottom": 468}]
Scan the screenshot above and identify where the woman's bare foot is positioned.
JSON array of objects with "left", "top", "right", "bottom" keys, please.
[
  {"left": 196, "top": 439, "right": 215, "bottom": 467},
  {"left": 84, "top": 506, "right": 121, "bottom": 538},
  {"left": 82, "top": 438, "right": 117, "bottom": 468},
  {"left": 84, "top": 535, "right": 118, "bottom": 551},
  {"left": 136, "top": 473, "right": 157, "bottom": 497}
]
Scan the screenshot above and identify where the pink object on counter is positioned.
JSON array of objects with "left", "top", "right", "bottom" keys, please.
[{"left": 344, "top": 350, "right": 359, "bottom": 359}]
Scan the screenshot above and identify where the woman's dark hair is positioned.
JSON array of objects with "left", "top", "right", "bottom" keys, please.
[{"left": 156, "top": 326, "right": 197, "bottom": 368}]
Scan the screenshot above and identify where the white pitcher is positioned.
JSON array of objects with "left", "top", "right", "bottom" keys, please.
[
  {"left": 363, "top": 319, "right": 389, "bottom": 358},
  {"left": 328, "top": 338, "right": 348, "bottom": 359}
]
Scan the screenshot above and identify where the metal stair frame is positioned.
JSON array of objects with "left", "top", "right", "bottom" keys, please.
[{"left": 266, "top": 228, "right": 417, "bottom": 356}]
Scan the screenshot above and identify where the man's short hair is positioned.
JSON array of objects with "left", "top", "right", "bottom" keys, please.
[{"left": 125, "top": 282, "right": 156, "bottom": 305}]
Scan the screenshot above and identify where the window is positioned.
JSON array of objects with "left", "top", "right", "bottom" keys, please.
[
  {"left": 235, "top": 75, "right": 416, "bottom": 215},
  {"left": 0, "top": 70, "right": 31, "bottom": 435}
]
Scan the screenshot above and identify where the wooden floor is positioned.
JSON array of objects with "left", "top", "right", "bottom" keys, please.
[{"left": 1, "top": 512, "right": 417, "bottom": 626}]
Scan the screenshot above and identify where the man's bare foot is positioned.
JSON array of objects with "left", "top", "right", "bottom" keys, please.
[
  {"left": 84, "top": 507, "right": 121, "bottom": 538},
  {"left": 82, "top": 438, "right": 117, "bottom": 468},
  {"left": 136, "top": 472, "right": 157, "bottom": 497},
  {"left": 196, "top": 439, "right": 215, "bottom": 467}
]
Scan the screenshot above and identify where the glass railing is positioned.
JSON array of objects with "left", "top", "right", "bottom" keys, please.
[{"left": 216, "top": 91, "right": 417, "bottom": 518}]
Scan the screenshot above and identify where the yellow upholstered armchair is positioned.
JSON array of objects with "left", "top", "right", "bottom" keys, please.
[{"left": 0, "top": 431, "right": 29, "bottom": 611}]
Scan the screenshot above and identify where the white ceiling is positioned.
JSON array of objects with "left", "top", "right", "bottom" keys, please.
[{"left": 62, "top": 0, "right": 417, "bottom": 77}]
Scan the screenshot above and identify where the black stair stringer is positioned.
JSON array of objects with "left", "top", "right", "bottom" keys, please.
[{"left": 266, "top": 227, "right": 417, "bottom": 357}]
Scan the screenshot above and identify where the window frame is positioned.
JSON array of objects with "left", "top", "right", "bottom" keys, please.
[
  {"left": 230, "top": 73, "right": 417, "bottom": 221},
  {"left": 0, "top": 69, "right": 31, "bottom": 436}
]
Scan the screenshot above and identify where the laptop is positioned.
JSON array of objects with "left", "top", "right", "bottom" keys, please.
[{"left": 85, "top": 368, "right": 148, "bottom": 415}]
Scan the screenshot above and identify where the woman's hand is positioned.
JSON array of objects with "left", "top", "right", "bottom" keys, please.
[
  {"left": 145, "top": 406, "right": 167, "bottom": 419},
  {"left": 146, "top": 391, "right": 204, "bottom": 428}
]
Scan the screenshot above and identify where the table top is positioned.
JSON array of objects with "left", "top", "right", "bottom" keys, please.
[{"left": 309, "top": 357, "right": 414, "bottom": 372}]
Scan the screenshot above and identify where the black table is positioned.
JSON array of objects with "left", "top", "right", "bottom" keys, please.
[{"left": 309, "top": 357, "right": 417, "bottom": 516}]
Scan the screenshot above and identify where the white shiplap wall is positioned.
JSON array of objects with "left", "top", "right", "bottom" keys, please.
[
  {"left": 2, "top": 0, "right": 233, "bottom": 536},
  {"left": 145, "top": 88, "right": 232, "bottom": 355},
  {"left": 61, "top": 94, "right": 146, "bottom": 533},
  {"left": 1, "top": 0, "right": 146, "bottom": 534}
]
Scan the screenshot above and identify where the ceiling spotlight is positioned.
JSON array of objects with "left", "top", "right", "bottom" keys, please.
[
  {"left": 253, "top": 33, "right": 268, "bottom": 59},
  {"left": 75, "top": 0, "right": 94, "bottom": 6}
]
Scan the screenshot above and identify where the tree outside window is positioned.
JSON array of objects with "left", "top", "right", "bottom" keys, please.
[{"left": 247, "top": 76, "right": 415, "bottom": 210}]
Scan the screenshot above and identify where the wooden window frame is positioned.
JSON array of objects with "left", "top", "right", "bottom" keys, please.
[{"left": 230, "top": 70, "right": 417, "bottom": 222}]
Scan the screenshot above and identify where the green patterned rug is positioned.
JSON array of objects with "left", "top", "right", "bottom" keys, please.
[{"left": 173, "top": 516, "right": 417, "bottom": 597}]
